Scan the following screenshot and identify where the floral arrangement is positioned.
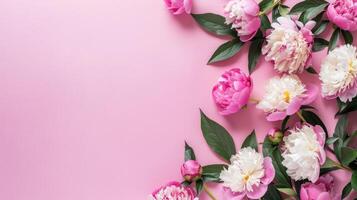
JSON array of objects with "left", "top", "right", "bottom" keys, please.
[{"left": 151, "top": 0, "right": 357, "bottom": 199}]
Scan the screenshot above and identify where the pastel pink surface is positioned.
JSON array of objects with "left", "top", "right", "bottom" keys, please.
[{"left": 0, "top": 0, "right": 356, "bottom": 200}]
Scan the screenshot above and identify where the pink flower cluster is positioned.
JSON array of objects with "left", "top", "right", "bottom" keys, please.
[
  {"left": 327, "top": 0, "right": 357, "bottom": 31},
  {"left": 150, "top": 182, "right": 196, "bottom": 200},
  {"left": 163, "top": 0, "right": 192, "bottom": 15}
]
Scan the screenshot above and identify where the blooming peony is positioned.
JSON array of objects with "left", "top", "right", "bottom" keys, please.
[
  {"left": 300, "top": 174, "right": 339, "bottom": 200},
  {"left": 327, "top": 0, "right": 357, "bottom": 31},
  {"left": 220, "top": 147, "right": 275, "bottom": 200},
  {"left": 212, "top": 68, "right": 252, "bottom": 115},
  {"left": 149, "top": 182, "right": 197, "bottom": 200},
  {"left": 282, "top": 124, "right": 326, "bottom": 183},
  {"left": 181, "top": 160, "right": 202, "bottom": 182},
  {"left": 163, "top": 0, "right": 192, "bottom": 15},
  {"left": 256, "top": 75, "right": 318, "bottom": 121},
  {"left": 224, "top": 0, "right": 261, "bottom": 42},
  {"left": 320, "top": 44, "right": 357, "bottom": 102},
  {"left": 263, "top": 16, "right": 315, "bottom": 74}
]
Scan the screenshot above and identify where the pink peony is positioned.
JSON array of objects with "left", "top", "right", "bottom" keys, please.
[
  {"left": 327, "top": 0, "right": 357, "bottom": 31},
  {"left": 163, "top": 0, "right": 192, "bottom": 15},
  {"left": 212, "top": 68, "right": 252, "bottom": 115},
  {"left": 263, "top": 16, "right": 315, "bottom": 74},
  {"left": 181, "top": 160, "right": 202, "bottom": 182},
  {"left": 149, "top": 182, "right": 197, "bottom": 200},
  {"left": 300, "top": 174, "right": 340, "bottom": 200},
  {"left": 224, "top": 0, "right": 261, "bottom": 42}
]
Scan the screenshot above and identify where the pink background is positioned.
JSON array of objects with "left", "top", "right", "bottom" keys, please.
[{"left": 0, "top": 0, "right": 356, "bottom": 199}]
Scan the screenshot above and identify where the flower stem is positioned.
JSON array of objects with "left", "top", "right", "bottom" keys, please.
[
  {"left": 203, "top": 184, "right": 217, "bottom": 200},
  {"left": 296, "top": 111, "right": 307, "bottom": 123}
]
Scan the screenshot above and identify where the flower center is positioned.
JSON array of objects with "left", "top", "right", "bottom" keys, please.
[
  {"left": 243, "top": 174, "right": 250, "bottom": 182},
  {"left": 283, "top": 91, "right": 291, "bottom": 103},
  {"left": 348, "top": 60, "right": 356, "bottom": 74}
]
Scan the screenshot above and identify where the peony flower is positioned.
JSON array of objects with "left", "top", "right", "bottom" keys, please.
[
  {"left": 300, "top": 174, "right": 340, "bottom": 200},
  {"left": 149, "top": 182, "right": 197, "bottom": 200},
  {"left": 282, "top": 124, "right": 326, "bottom": 183},
  {"left": 256, "top": 75, "right": 318, "bottom": 121},
  {"left": 212, "top": 68, "right": 252, "bottom": 115},
  {"left": 220, "top": 147, "right": 275, "bottom": 200},
  {"left": 263, "top": 16, "right": 315, "bottom": 74},
  {"left": 327, "top": 0, "right": 357, "bottom": 31},
  {"left": 319, "top": 44, "right": 357, "bottom": 102},
  {"left": 224, "top": 0, "right": 261, "bottom": 42},
  {"left": 181, "top": 160, "right": 202, "bottom": 182},
  {"left": 163, "top": 0, "right": 192, "bottom": 15},
  {"left": 267, "top": 128, "right": 283, "bottom": 144}
]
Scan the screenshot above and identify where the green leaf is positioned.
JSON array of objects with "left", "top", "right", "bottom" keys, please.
[
  {"left": 290, "top": 0, "right": 328, "bottom": 14},
  {"left": 306, "top": 67, "right": 318, "bottom": 74},
  {"left": 184, "top": 142, "right": 196, "bottom": 161},
  {"left": 333, "top": 115, "right": 348, "bottom": 161},
  {"left": 313, "top": 38, "right": 329, "bottom": 52},
  {"left": 341, "top": 30, "right": 353, "bottom": 44},
  {"left": 263, "top": 137, "right": 291, "bottom": 188},
  {"left": 259, "top": 0, "right": 274, "bottom": 14},
  {"left": 248, "top": 39, "right": 264, "bottom": 74},
  {"left": 337, "top": 97, "right": 357, "bottom": 115},
  {"left": 277, "top": 188, "right": 297, "bottom": 196},
  {"left": 272, "top": 5, "right": 280, "bottom": 22},
  {"left": 320, "top": 157, "right": 339, "bottom": 174},
  {"left": 278, "top": 5, "right": 289, "bottom": 16},
  {"left": 260, "top": 14, "right": 271, "bottom": 30},
  {"left": 342, "top": 182, "right": 352, "bottom": 199},
  {"left": 352, "top": 171, "right": 357, "bottom": 191},
  {"left": 326, "top": 137, "right": 339, "bottom": 145},
  {"left": 328, "top": 28, "right": 340, "bottom": 51},
  {"left": 341, "top": 147, "right": 357, "bottom": 167},
  {"left": 200, "top": 110, "right": 236, "bottom": 162},
  {"left": 241, "top": 130, "right": 258, "bottom": 151},
  {"left": 195, "top": 179, "right": 203, "bottom": 195},
  {"left": 304, "top": 4, "right": 328, "bottom": 20},
  {"left": 263, "top": 184, "right": 282, "bottom": 200},
  {"left": 191, "top": 13, "right": 235, "bottom": 36},
  {"left": 312, "top": 20, "right": 329, "bottom": 35},
  {"left": 202, "top": 164, "right": 227, "bottom": 182},
  {"left": 281, "top": 116, "right": 290, "bottom": 131},
  {"left": 208, "top": 38, "right": 244, "bottom": 64},
  {"left": 301, "top": 110, "right": 328, "bottom": 135}
]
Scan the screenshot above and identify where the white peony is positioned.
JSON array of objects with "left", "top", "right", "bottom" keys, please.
[
  {"left": 220, "top": 147, "right": 265, "bottom": 192},
  {"left": 319, "top": 44, "right": 357, "bottom": 102},
  {"left": 263, "top": 16, "right": 313, "bottom": 74},
  {"left": 282, "top": 125, "right": 326, "bottom": 182},
  {"left": 257, "top": 75, "right": 306, "bottom": 113}
]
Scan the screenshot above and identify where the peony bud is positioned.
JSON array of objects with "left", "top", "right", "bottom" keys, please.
[
  {"left": 181, "top": 160, "right": 202, "bottom": 182},
  {"left": 267, "top": 128, "right": 283, "bottom": 144}
]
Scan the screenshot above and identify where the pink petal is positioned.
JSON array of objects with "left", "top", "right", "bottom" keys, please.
[
  {"left": 300, "top": 185, "right": 309, "bottom": 200},
  {"left": 313, "top": 125, "right": 326, "bottom": 146},
  {"left": 222, "top": 187, "right": 246, "bottom": 200},
  {"left": 183, "top": 0, "right": 192, "bottom": 14},
  {"left": 240, "top": 31, "right": 257, "bottom": 42},
  {"left": 261, "top": 157, "right": 275, "bottom": 185},
  {"left": 286, "top": 98, "right": 303, "bottom": 115},
  {"left": 317, "top": 192, "right": 330, "bottom": 200},
  {"left": 302, "top": 84, "right": 319, "bottom": 105},
  {"left": 333, "top": 15, "right": 351, "bottom": 30},
  {"left": 242, "top": 0, "right": 260, "bottom": 16},
  {"left": 267, "top": 111, "right": 287, "bottom": 121},
  {"left": 246, "top": 184, "right": 268, "bottom": 199}
]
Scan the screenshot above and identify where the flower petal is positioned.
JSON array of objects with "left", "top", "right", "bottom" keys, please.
[
  {"left": 286, "top": 98, "right": 303, "bottom": 115},
  {"left": 246, "top": 183, "right": 268, "bottom": 199},
  {"left": 267, "top": 111, "right": 287, "bottom": 121},
  {"left": 302, "top": 84, "right": 319, "bottom": 105},
  {"left": 261, "top": 157, "right": 275, "bottom": 185}
]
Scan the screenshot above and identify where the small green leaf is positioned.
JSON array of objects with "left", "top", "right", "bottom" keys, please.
[
  {"left": 341, "top": 147, "right": 357, "bottom": 167},
  {"left": 337, "top": 97, "right": 357, "bottom": 115},
  {"left": 313, "top": 38, "right": 329, "bottom": 52},
  {"left": 333, "top": 115, "right": 348, "bottom": 161},
  {"left": 277, "top": 188, "right": 297, "bottom": 196},
  {"left": 241, "top": 130, "right": 258, "bottom": 151},
  {"left": 259, "top": 0, "right": 274, "bottom": 14},
  {"left": 260, "top": 14, "right": 271, "bottom": 30},
  {"left": 326, "top": 137, "right": 339, "bottom": 145},
  {"left": 290, "top": 0, "right": 328, "bottom": 14},
  {"left": 272, "top": 6, "right": 281, "bottom": 22},
  {"left": 281, "top": 116, "right": 290, "bottom": 131},
  {"left": 202, "top": 164, "right": 227, "bottom": 182},
  {"left": 304, "top": 4, "right": 328, "bottom": 20},
  {"left": 195, "top": 179, "right": 203, "bottom": 195},
  {"left": 248, "top": 39, "right": 264, "bottom": 74},
  {"left": 312, "top": 20, "right": 329, "bottom": 35},
  {"left": 263, "top": 184, "right": 282, "bottom": 200},
  {"left": 191, "top": 13, "right": 235, "bottom": 36},
  {"left": 278, "top": 5, "right": 289, "bottom": 16},
  {"left": 342, "top": 182, "right": 352, "bottom": 199},
  {"left": 320, "top": 157, "right": 339, "bottom": 174},
  {"left": 351, "top": 171, "right": 357, "bottom": 191},
  {"left": 301, "top": 110, "right": 328, "bottom": 135},
  {"left": 328, "top": 28, "right": 340, "bottom": 51},
  {"left": 341, "top": 30, "right": 353, "bottom": 44},
  {"left": 306, "top": 67, "right": 318, "bottom": 74},
  {"left": 208, "top": 38, "right": 244, "bottom": 64},
  {"left": 200, "top": 110, "right": 236, "bottom": 162},
  {"left": 184, "top": 142, "right": 196, "bottom": 161}
]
